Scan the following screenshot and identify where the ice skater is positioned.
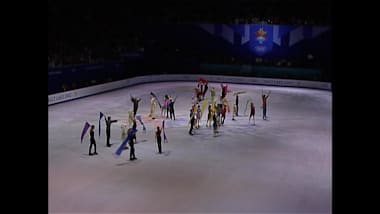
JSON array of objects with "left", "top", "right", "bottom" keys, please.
[
  {"left": 196, "top": 104, "right": 201, "bottom": 128},
  {"left": 130, "top": 95, "right": 141, "bottom": 117},
  {"left": 155, "top": 126, "right": 162, "bottom": 154},
  {"left": 127, "top": 122, "right": 137, "bottom": 160},
  {"left": 166, "top": 96, "right": 171, "bottom": 118},
  {"left": 235, "top": 94, "right": 239, "bottom": 116},
  {"left": 128, "top": 111, "right": 134, "bottom": 127},
  {"left": 121, "top": 124, "right": 129, "bottom": 149},
  {"left": 189, "top": 108, "right": 195, "bottom": 135},
  {"left": 222, "top": 96, "right": 231, "bottom": 113},
  {"left": 131, "top": 119, "right": 137, "bottom": 143},
  {"left": 210, "top": 87, "right": 216, "bottom": 104},
  {"left": 232, "top": 104, "right": 237, "bottom": 120},
  {"left": 149, "top": 95, "right": 157, "bottom": 118},
  {"left": 216, "top": 98, "right": 223, "bottom": 126},
  {"left": 206, "top": 104, "right": 213, "bottom": 127},
  {"left": 262, "top": 91, "right": 271, "bottom": 120},
  {"left": 249, "top": 101, "right": 256, "bottom": 125},
  {"left": 88, "top": 125, "right": 98, "bottom": 155},
  {"left": 203, "top": 81, "right": 209, "bottom": 99},
  {"left": 212, "top": 114, "right": 219, "bottom": 136},
  {"left": 221, "top": 83, "right": 228, "bottom": 99},
  {"left": 105, "top": 116, "right": 118, "bottom": 147},
  {"left": 169, "top": 97, "right": 176, "bottom": 120},
  {"left": 221, "top": 105, "right": 227, "bottom": 125},
  {"left": 128, "top": 131, "right": 137, "bottom": 161},
  {"left": 198, "top": 81, "right": 203, "bottom": 96},
  {"left": 194, "top": 87, "right": 202, "bottom": 102},
  {"left": 162, "top": 94, "right": 169, "bottom": 117}
]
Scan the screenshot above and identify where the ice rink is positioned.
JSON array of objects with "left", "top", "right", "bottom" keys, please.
[{"left": 48, "top": 81, "right": 332, "bottom": 213}]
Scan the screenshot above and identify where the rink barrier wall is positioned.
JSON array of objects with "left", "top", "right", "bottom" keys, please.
[{"left": 48, "top": 74, "right": 331, "bottom": 105}]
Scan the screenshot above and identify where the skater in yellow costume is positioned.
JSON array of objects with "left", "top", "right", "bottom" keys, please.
[
  {"left": 149, "top": 96, "right": 157, "bottom": 118},
  {"left": 128, "top": 111, "right": 134, "bottom": 128}
]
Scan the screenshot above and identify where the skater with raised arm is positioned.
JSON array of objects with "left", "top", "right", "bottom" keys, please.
[
  {"left": 105, "top": 116, "right": 118, "bottom": 147},
  {"left": 169, "top": 97, "right": 176, "bottom": 120},
  {"left": 162, "top": 94, "right": 169, "bottom": 118},
  {"left": 131, "top": 119, "right": 137, "bottom": 143},
  {"left": 262, "top": 91, "right": 271, "bottom": 120},
  {"left": 130, "top": 95, "right": 141, "bottom": 117}
]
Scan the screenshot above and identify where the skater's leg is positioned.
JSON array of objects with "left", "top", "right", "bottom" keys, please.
[
  {"left": 263, "top": 107, "right": 267, "bottom": 120},
  {"left": 89, "top": 144, "right": 93, "bottom": 155},
  {"left": 106, "top": 132, "right": 110, "bottom": 147},
  {"left": 94, "top": 143, "right": 97, "bottom": 154}
]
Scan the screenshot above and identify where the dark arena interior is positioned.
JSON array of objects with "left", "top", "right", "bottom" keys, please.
[{"left": 48, "top": 1, "right": 332, "bottom": 213}]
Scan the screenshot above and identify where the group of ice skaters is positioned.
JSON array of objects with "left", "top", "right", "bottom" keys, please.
[
  {"left": 189, "top": 78, "right": 271, "bottom": 137},
  {"left": 86, "top": 78, "right": 271, "bottom": 159},
  {"left": 86, "top": 92, "right": 177, "bottom": 159},
  {"left": 87, "top": 95, "right": 143, "bottom": 160}
]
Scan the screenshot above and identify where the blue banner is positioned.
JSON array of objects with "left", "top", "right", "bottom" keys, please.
[
  {"left": 80, "top": 122, "right": 90, "bottom": 143},
  {"left": 249, "top": 25, "right": 273, "bottom": 56},
  {"left": 115, "top": 128, "right": 138, "bottom": 156}
]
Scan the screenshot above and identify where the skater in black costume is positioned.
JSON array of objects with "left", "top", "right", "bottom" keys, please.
[
  {"left": 130, "top": 95, "right": 141, "bottom": 117},
  {"left": 128, "top": 127, "right": 137, "bottom": 161},
  {"left": 156, "top": 126, "right": 162, "bottom": 154},
  {"left": 261, "top": 91, "right": 271, "bottom": 120},
  {"left": 235, "top": 94, "right": 239, "bottom": 116},
  {"left": 169, "top": 97, "right": 176, "bottom": 120},
  {"left": 105, "top": 116, "right": 118, "bottom": 147},
  {"left": 213, "top": 114, "right": 218, "bottom": 136},
  {"left": 189, "top": 109, "right": 195, "bottom": 135},
  {"left": 89, "top": 125, "right": 98, "bottom": 155}
]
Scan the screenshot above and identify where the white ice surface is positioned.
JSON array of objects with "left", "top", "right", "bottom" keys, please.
[{"left": 48, "top": 81, "right": 332, "bottom": 213}]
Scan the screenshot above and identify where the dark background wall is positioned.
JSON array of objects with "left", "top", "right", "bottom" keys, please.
[{"left": 48, "top": 0, "right": 332, "bottom": 94}]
